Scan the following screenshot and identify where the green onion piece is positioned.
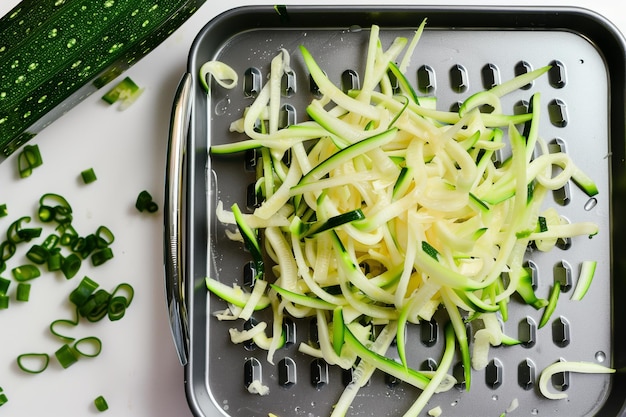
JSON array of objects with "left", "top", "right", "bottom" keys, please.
[
  {"left": 80, "top": 168, "right": 97, "bottom": 184},
  {"left": 0, "top": 204, "right": 7, "bottom": 218},
  {"left": 49, "top": 318, "right": 79, "bottom": 342},
  {"left": 16, "top": 282, "right": 31, "bottom": 302},
  {"left": 37, "top": 205, "right": 55, "bottom": 222},
  {"left": 61, "top": 253, "right": 81, "bottom": 279},
  {"left": 79, "top": 289, "right": 111, "bottom": 322},
  {"left": 17, "top": 144, "right": 43, "bottom": 178},
  {"left": 94, "top": 395, "right": 109, "bottom": 412},
  {"left": 0, "top": 392, "right": 7, "bottom": 407},
  {"left": 70, "top": 276, "right": 100, "bottom": 307},
  {"left": 53, "top": 206, "right": 73, "bottom": 225},
  {"left": 111, "top": 283, "right": 134, "bottom": 306},
  {"left": 0, "top": 277, "right": 10, "bottom": 295},
  {"left": 0, "top": 241, "right": 16, "bottom": 261},
  {"left": 73, "top": 336, "right": 102, "bottom": 358},
  {"left": 42, "top": 234, "right": 60, "bottom": 250},
  {"left": 17, "top": 353, "right": 50, "bottom": 373},
  {"left": 55, "top": 344, "right": 79, "bottom": 369},
  {"left": 12, "top": 264, "right": 41, "bottom": 282},
  {"left": 0, "top": 294, "right": 8, "bottom": 309},
  {"left": 39, "top": 193, "right": 72, "bottom": 212},
  {"left": 107, "top": 296, "right": 128, "bottom": 321},
  {"left": 95, "top": 226, "right": 115, "bottom": 247},
  {"left": 59, "top": 226, "right": 78, "bottom": 246},
  {"left": 91, "top": 248, "right": 114, "bottom": 266},
  {"left": 7, "top": 216, "right": 37, "bottom": 243},
  {"left": 47, "top": 250, "right": 62, "bottom": 272},
  {"left": 135, "top": 190, "right": 156, "bottom": 212},
  {"left": 26, "top": 244, "right": 49, "bottom": 264}
]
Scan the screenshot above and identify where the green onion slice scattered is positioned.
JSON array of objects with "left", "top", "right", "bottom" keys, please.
[
  {"left": 94, "top": 395, "right": 109, "bottom": 412},
  {"left": 73, "top": 336, "right": 102, "bottom": 358},
  {"left": 81, "top": 168, "right": 97, "bottom": 184},
  {"left": 16, "top": 282, "right": 31, "bottom": 302},
  {"left": 12, "top": 264, "right": 41, "bottom": 282},
  {"left": 54, "top": 344, "right": 79, "bottom": 369},
  {"left": 17, "top": 353, "right": 50, "bottom": 374}
]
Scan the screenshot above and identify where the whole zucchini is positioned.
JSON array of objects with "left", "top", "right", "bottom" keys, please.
[{"left": 0, "top": 0, "right": 206, "bottom": 159}]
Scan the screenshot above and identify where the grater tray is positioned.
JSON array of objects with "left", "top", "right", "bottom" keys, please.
[{"left": 175, "top": 5, "right": 626, "bottom": 417}]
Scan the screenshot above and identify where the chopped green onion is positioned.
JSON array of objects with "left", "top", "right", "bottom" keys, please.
[
  {"left": 0, "top": 204, "right": 7, "bottom": 218},
  {"left": 95, "top": 226, "right": 115, "bottom": 247},
  {"left": 17, "top": 353, "right": 50, "bottom": 373},
  {"left": 26, "top": 244, "right": 49, "bottom": 264},
  {"left": 135, "top": 190, "right": 158, "bottom": 213},
  {"left": 37, "top": 205, "right": 55, "bottom": 222},
  {"left": 73, "top": 336, "right": 102, "bottom": 358},
  {"left": 61, "top": 253, "right": 81, "bottom": 279},
  {"left": 0, "top": 294, "right": 8, "bottom": 309},
  {"left": 12, "top": 264, "right": 41, "bottom": 282},
  {"left": 80, "top": 168, "right": 97, "bottom": 184},
  {"left": 54, "top": 344, "right": 79, "bottom": 369},
  {"left": 50, "top": 316, "right": 79, "bottom": 342},
  {"left": 17, "top": 144, "right": 43, "bottom": 178},
  {"left": 91, "top": 247, "right": 114, "bottom": 266},
  {"left": 94, "top": 395, "right": 109, "bottom": 412},
  {"left": 7, "top": 216, "right": 41, "bottom": 243},
  {"left": 42, "top": 234, "right": 60, "bottom": 250},
  {"left": 0, "top": 277, "right": 10, "bottom": 295},
  {"left": 0, "top": 241, "right": 16, "bottom": 261},
  {"left": 0, "top": 392, "right": 7, "bottom": 407},
  {"left": 79, "top": 289, "right": 111, "bottom": 322},
  {"left": 16, "top": 282, "right": 31, "bottom": 302},
  {"left": 47, "top": 250, "right": 62, "bottom": 272},
  {"left": 69, "top": 276, "right": 100, "bottom": 307}
]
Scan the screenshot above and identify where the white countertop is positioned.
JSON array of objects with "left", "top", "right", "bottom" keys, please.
[{"left": 0, "top": 1, "right": 623, "bottom": 416}]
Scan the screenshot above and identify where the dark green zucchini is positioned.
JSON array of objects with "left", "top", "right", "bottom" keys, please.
[{"left": 0, "top": 0, "right": 206, "bottom": 158}]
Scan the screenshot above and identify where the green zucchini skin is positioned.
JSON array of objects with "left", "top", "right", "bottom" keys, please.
[{"left": 0, "top": 0, "right": 206, "bottom": 158}]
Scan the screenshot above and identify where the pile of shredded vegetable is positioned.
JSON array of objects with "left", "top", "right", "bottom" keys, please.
[{"left": 205, "top": 21, "right": 612, "bottom": 417}]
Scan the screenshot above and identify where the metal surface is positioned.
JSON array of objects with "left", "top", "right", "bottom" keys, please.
[
  {"left": 165, "top": 72, "right": 193, "bottom": 366},
  {"left": 176, "top": 5, "right": 626, "bottom": 416}
]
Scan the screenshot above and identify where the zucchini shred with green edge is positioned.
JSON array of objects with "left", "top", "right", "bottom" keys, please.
[{"left": 204, "top": 22, "right": 609, "bottom": 416}]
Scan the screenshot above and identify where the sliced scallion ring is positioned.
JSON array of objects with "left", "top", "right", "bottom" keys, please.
[
  {"left": 54, "top": 344, "right": 79, "bottom": 369},
  {"left": 73, "top": 336, "right": 102, "bottom": 358},
  {"left": 17, "top": 353, "right": 50, "bottom": 374}
]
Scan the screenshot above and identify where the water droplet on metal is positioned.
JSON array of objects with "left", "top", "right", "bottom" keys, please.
[
  {"left": 584, "top": 197, "right": 597, "bottom": 211},
  {"left": 492, "top": 395, "right": 498, "bottom": 401},
  {"left": 348, "top": 25, "right": 362, "bottom": 32},
  {"left": 531, "top": 408, "right": 539, "bottom": 415},
  {"left": 595, "top": 351, "right": 606, "bottom": 363},
  {"left": 214, "top": 96, "right": 231, "bottom": 116}
]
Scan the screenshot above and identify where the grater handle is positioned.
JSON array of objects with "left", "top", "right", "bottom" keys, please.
[{"left": 164, "top": 72, "right": 193, "bottom": 366}]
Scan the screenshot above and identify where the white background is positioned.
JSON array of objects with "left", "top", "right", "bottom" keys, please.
[{"left": 0, "top": 1, "right": 623, "bottom": 416}]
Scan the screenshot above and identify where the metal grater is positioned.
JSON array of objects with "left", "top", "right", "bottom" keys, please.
[{"left": 167, "top": 5, "right": 626, "bottom": 417}]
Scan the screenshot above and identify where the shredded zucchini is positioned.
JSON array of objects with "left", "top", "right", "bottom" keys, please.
[{"left": 205, "top": 21, "right": 606, "bottom": 416}]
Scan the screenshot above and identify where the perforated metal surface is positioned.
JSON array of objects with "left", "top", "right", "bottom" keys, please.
[{"left": 180, "top": 6, "right": 626, "bottom": 417}]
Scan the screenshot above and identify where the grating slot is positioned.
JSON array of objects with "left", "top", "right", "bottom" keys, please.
[
  {"left": 548, "top": 98, "right": 569, "bottom": 127},
  {"left": 309, "top": 317, "right": 319, "bottom": 348},
  {"left": 281, "top": 70, "right": 297, "bottom": 97},
  {"left": 244, "top": 357, "right": 263, "bottom": 388},
  {"left": 243, "top": 318, "right": 259, "bottom": 351},
  {"left": 486, "top": 358, "right": 503, "bottom": 389},
  {"left": 309, "top": 72, "right": 323, "bottom": 97},
  {"left": 518, "top": 316, "right": 537, "bottom": 348},
  {"left": 548, "top": 60, "right": 567, "bottom": 88},
  {"left": 243, "top": 261, "right": 257, "bottom": 288},
  {"left": 387, "top": 68, "right": 400, "bottom": 94},
  {"left": 420, "top": 319, "right": 438, "bottom": 347},
  {"left": 552, "top": 316, "right": 571, "bottom": 347},
  {"left": 449, "top": 64, "right": 469, "bottom": 93},
  {"left": 514, "top": 60, "right": 534, "bottom": 89},
  {"left": 525, "top": 260, "right": 539, "bottom": 289},
  {"left": 283, "top": 318, "right": 297, "bottom": 346},
  {"left": 517, "top": 358, "right": 536, "bottom": 390},
  {"left": 244, "top": 148, "right": 258, "bottom": 172},
  {"left": 341, "top": 69, "right": 360, "bottom": 93},
  {"left": 342, "top": 368, "right": 354, "bottom": 387},
  {"left": 551, "top": 359, "right": 570, "bottom": 392},
  {"left": 421, "top": 358, "right": 438, "bottom": 372},
  {"left": 554, "top": 260, "right": 573, "bottom": 292},
  {"left": 310, "top": 358, "right": 329, "bottom": 388},
  {"left": 481, "top": 63, "right": 501, "bottom": 89},
  {"left": 243, "top": 67, "right": 262, "bottom": 98},
  {"left": 278, "top": 357, "right": 297, "bottom": 387},
  {"left": 417, "top": 64, "right": 436, "bottom": 94},
  {"left": 278, "top": 103, "right": 297, "bottom": 129},
  {"left": 549, "top": 137, "right": 572, "bottom": 206},
  {"left": 453, "top": 361, "right": 466, "bottom": 388},
  {"left": 246, "top": 182, "right": 261, "bottom": 210}
]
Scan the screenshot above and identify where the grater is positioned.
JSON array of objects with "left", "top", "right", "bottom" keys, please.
[{"left": 164, "top": 5, "right": 626, "bottom": 417}]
